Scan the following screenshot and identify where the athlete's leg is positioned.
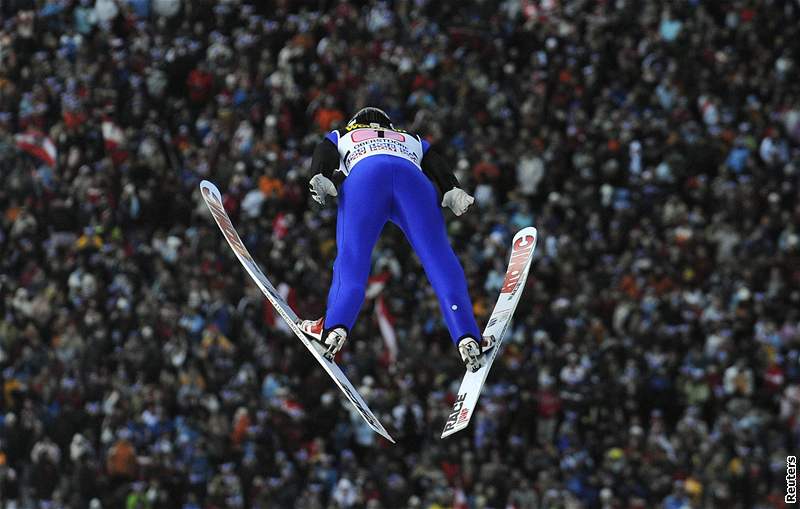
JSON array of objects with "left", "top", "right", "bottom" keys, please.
[
  {"left": 324, "top": 160, "right": 390, "bottom": 333},
  {"left": 389, "top": 162, "right": 481, "bottom": 344}
]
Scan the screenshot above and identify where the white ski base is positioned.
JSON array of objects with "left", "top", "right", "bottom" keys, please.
[
  {"left": 200, "top": 180, "right": 394, "bottom": 443},
  {"left": 441, "top": 227, "right": 538, "bottom": 438}
]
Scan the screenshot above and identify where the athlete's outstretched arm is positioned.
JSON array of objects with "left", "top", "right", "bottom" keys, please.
[
  {"left": 309, "top": 138, "right": 341, "bottom": 182},
  {"left": 308, "top": 138, "right": 342, "bottom": 205},
  {"left": 420, "top": 149, "right": 459, "bottom": 197},
  {"left": 422, "top": 149, "right": 474, "bottom": 216}
]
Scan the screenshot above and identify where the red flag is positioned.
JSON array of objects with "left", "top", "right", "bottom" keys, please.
[
  {"left": 279, "top": 397, "right": 305, "bottom": 420},
  {"left": 374, "top": 294, "right": 397, "bottom": 364},
  {"left": 366, "top": 272, "right": 396, "bottom": 362},
  {"left": 365, "top": 272, "right": 390, "bottom": 299},
  {"left": 262, "top": 299, "right": 276, "bottom": 327},
  {"left": 102, "top": 120, "right": 129, "bottom": 165},
  {"left": 273, "top": 212, "right": 288, "bottom": 239},
  {"left": 15, "top": 130, "right": 57, "bottom": 167}
]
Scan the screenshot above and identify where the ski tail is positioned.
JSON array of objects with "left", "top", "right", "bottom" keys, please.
[
  {"left": 441, "top": 227, "right": 537, "bottom": 438},
  {"left": 199, "top": 180, "right": 395, "bottom": 443}
]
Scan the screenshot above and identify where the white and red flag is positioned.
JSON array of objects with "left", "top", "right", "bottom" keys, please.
[
  {"left": 15, "top": 130, "right": 57, "bottom": 167},
  {"left": 102, "top": 119, "right": 129, "bottom": 165},
  {"left": 367, "top": 273, "right": 397, "bottom": 363},
  {"left": 102, "top": 120, "right": 125, "bottom": 150}
]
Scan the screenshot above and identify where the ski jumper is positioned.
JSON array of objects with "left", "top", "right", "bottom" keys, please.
[{"left": 310, "top": 124, "right": 481, "bottom": 345}]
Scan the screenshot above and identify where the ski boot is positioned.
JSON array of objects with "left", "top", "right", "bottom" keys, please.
[
  {"left": 458, "top": 335, "right": 496, "bottom": 373},
  {"left": 300, "top": 318, "right": 347, "bottom": 361},
  {"left": 299, "top": 317, "right": 324, "bottom": 341}
]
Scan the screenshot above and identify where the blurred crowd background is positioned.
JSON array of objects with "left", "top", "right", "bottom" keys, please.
[{"left": 1, "top": 0, "right": 799, "bottom": 508}]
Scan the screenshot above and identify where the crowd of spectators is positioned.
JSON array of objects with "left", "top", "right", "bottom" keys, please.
[{"left": 1, "top": 0, "right": 799, "bottom": 508}]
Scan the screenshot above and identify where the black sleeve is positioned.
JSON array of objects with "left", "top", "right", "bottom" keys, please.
[
  {"left": 421, "top": 148, "right": 459, "bottom": 198},
  {"left": 309, "top": 138, "right": 344, "bottom": 186}
]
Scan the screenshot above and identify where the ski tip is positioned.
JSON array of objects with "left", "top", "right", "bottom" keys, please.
[
  {"left": 368, "top": 425, "right": 395, "bottom": 444},
  {"left": 199, "top": 180, "right": 216, "bottom": 195},
  {"left": 514, "top": 226, "right": 538, "bottom": 240},
  {"left": 440, "top": 401, "right": 476, "bottom": 439},
  {"left": 372, "top": 423, "right": 395, "bottom": 444},
  {"left": 440, "top": 424, "right": 467, "bottom": 439}
]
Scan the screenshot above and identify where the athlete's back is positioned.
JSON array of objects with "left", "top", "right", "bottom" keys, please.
[
  {"left": 302, "top": 107, "right": 485, "bottom": 373},
  {"left": 325, "top": 123, "right": 426, "bottom": 175}
]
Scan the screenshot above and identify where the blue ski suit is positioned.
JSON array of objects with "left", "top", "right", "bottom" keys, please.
[{"left": 309, "top": 123, "right": 481, "bottom": 345}]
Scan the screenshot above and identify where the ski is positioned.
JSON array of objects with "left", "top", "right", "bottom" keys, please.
[
  {"left": 199, "top": 180, "right": 395, "bottom": 443},
  {"left": 441, "top": 227, "right": 538, "bottom": 438}
]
